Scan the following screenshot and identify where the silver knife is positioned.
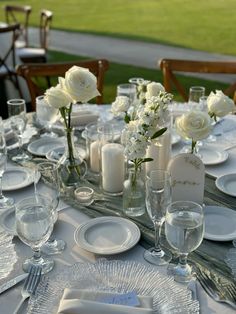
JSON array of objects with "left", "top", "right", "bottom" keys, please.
[{"left": 0, "top": 273, "right": 28, "bottom": 294}]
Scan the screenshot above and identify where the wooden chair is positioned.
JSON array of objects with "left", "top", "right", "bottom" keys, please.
[
  {"left": 5, "top": 5, "right": 32, "bottom": 48},
  {"left": 159, "top": 59, "right": 236, "bottom": 102},
  {"left": 17, "top": 10, "right": 53, "bottom": 63},
  {"left": 16, "top": 59, "right": 110, "bottom": 110}
]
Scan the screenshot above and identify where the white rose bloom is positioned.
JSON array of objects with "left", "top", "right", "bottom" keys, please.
[
  {"left": 175, "top": 111, "right": 212, "bottom": 141},
  {"left": 45, "top": 85, "right": 73, "bottom": 109},
  {"left": 111, "top": 96, "right": 130, "bottom": 116},
  {"left": 207, "top": 90, "right": 235, "bottom": 117},
  {"left": 64, "top": 66, "right": 100, "bottom": 103},
  {"left": 145, "top": 82, "right": 165, "bottom": 99}
]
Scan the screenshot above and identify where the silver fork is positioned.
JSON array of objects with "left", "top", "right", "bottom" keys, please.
[
  {"left": 196, "top": 268, "right": 236, "bottom": 309},
  {"left": 13, "top": 265, "right": 42, "bottom": 314}
]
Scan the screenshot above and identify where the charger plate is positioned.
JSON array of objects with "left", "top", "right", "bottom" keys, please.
[{"left": 28, "top": 260, "right": 199, "bottom": 314}]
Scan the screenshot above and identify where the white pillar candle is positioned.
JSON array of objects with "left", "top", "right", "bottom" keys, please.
[
  {"left": 101, "top": 143, "right": 125, "bottom": 194},
  {"left": 90, "top": 140, "right": 100, "bottom": 173},
  {"left": 146, "top": 130, "right": 171, "bottom": 174}
]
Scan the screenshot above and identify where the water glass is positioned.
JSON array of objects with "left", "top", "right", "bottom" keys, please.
[
  {"left": 188, "top": 86, "right": 205, "bottom": 105},
  {"left": 7, "top": 98, "right": 26, "bottom": 117},
  {"left": 0, "top": 129, "right": 14, "bottom": 209},
  {"left": 117, "top": 83, "right": 137, "bottom": 104},
  {"left": 36, "top": 95, "right": 59, "bottom": 137},
  {"left": 144, "top": 170, "right": 172, "bottom": 265},
  {"left": 15, "top": 195, "right": 54, "bottom": 274},
  {"left": 35, "top": 161, "right": 66, "bottom": 255},
  {"left": 165, "top": 200, "right": 204, "bottom": 283}
]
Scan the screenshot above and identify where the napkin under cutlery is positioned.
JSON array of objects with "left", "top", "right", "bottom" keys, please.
[{"left": 57, "top": 288, "right": 154, "bottom": 314}]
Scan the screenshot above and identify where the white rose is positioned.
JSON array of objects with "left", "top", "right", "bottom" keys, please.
[
  {"left": 64, "top": 66, "right": 100, "bottom": 103},
  {"left": 111, "top": 96, "right": 130, "bottom": 116},
  {"left": 207, "top": 90, "right": 235, "bottom": 117},
  {"left": 145, "top": 82, "right": 165, "bottom": 99},
  {"left": 175, "top": 111, "right": 212, "bottom": 141},
  {"left": 45, "top": 85, "right": 73, "bottom": 109}
]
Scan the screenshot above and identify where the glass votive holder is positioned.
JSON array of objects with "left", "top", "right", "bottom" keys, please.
[
  {"left": 188, "top": 86, "right": 205, "bottom": 104},
  {"left": 117, "top": 83, "right": 137, "bottom": 104},
  {"left": 85, "top": 122, "right": 100, "bottom": 175},
  {"left": 74, "top": 187, "right": 94, "bottom": 206}
]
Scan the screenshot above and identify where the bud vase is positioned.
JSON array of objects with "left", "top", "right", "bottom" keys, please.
[
  {"left": 58, "top": 128, "right": 87, "bottom": 188},
  {"left": 123, "top": 168, "right": 145, "bottom": 217}
]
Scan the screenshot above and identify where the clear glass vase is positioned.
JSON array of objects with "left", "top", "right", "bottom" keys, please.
[
  {"left": 123, "top": 168, "right": 145, "bottom": 217},
  {"left": 58, "top": 128, "right": 87, "bottom": 188}
]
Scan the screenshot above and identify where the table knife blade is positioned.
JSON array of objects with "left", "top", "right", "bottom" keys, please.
[{"left": 0, "top": 273, "right": 28, "bottom": 294}]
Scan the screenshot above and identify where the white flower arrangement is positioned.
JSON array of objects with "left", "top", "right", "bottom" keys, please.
[
  {"left": 121, "top": 83, "right": 172, "bottom": 171},
  {"left": 175, "top": 110, "right": 212, "bottom": 153},
  {"left": 207, "top": 90, "right": 235, "bottom": 120}
]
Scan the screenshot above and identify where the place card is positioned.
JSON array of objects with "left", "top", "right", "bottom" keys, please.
[{"left": 167, "top": 153, "right": 205, "bottom": 205}]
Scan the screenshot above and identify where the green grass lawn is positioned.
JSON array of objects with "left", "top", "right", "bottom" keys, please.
[
  {"left": 1, "top": 0, "right": 236, "bottom": 55},
  {"left": 48, "top": 50, "right": 227, "bottom": 104}
]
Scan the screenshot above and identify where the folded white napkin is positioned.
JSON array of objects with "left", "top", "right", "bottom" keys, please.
[
  {"left": 71, "top": 110, "right": 99, "bottom": 127},
  {"left": 57, "top": 288, "right": 154, "bottom": 314}
]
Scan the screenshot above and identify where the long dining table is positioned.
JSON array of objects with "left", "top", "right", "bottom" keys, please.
[{"left": 0, "top": 106, "right": 236, "bottom": 313}]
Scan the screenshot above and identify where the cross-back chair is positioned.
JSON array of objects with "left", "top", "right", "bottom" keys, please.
[
  {"left": 16, "top": 59, "right": 110, "bottom": 110},
  {"left": 159, "top": 58, "right": 236, "bottom": 102},
  {"left": 5, "top": 5, "right": 32, "bottom": 48},
  {"left": 17, "top": 9, "right": 53, "bottom": 63}
]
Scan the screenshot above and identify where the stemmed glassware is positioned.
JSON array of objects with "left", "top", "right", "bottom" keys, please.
[
  {"left": 165, "top": 200, "right": 204, "bottom": 283},
  {"left": 15, "top": 194, "right": 54, "bottom": 274},
  {"left": 7, "top": 98, "right": 31, "bottom": 162},
  {"left": 35, "top": 161, "right": 66, "bottom": 255},
  {"left": 144, "top": 170, "right": 172, "bottom": 265},
  {"left": 0, "top": 123, "right": 14, "bottom": 209}
]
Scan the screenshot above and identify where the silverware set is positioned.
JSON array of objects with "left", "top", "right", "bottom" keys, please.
[
  {"left": 13, "top": 265, "right": 42, "bottom": 314},
  {"left": 195, "top": 266, "right": 236, "bottom": 309}
]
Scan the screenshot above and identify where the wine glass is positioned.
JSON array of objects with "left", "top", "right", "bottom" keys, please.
[
  {"left": 144, "top": 170, "right": 172, "bottom": 265},
  {"left": 7, "top": 99, "right": 31, "bottom": 162},
  {"left": 15, "top": 194, "right": 54, "bottom": 274},
  {"left": 35, "top": 161, "right": 66, "bottom": 255},
  {"left": 0, "top": 128, "right": 14, "bottom": 209},
  {"left": 165, "top": 200, "right": 204, "bottom": 283}
]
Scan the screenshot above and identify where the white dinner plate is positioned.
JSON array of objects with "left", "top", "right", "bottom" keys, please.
[
  {"left": 204, "top": 205, "right": 236, "bottom": 241},
  {"left": 2, "top": 167, "right": 35, "bottom": 191},
  {"left": 74, "top": 216, "right": 141, "bottom": 255},
  {"left": 27, "top": 137, "right": 64, "bottom": 156},
  {"left": 0, "top": 207, "right": 16, "bottom": 236},
  {"left": 46, "top": 146, "right": 86, "bottom": 162},
  {"left": 199, "top": 147, "right": 228, "bottom": 165},
  {"left": 215, "top": 173, "right": 236, "bottom": 197}
]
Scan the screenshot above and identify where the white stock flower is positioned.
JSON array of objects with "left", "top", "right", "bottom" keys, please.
[
  {"left": 45, "top": 85, "right": 73, "bottom": 109},
  {"left": 64, "top": 66, "right": 100, "bottom": 102},
  {"left": 207, "top": 90, "right": 235, "bottom": 117},
  {"left": 145, "top": 82, "right": 165, "bottom": 99},
  {"left": 175, "top": 110, "right": 212, "bottom": 141},
  {"left": 124, "top": 129, "right": 148, "bottom": 159},
  {"left": 111, "top": 96, "right": 130, "bottom": 116}
]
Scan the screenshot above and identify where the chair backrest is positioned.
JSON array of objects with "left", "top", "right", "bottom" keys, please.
[
  {"left": 16, "top": 59, "right": 110, "bottom": 110},
  {"left": 0, "top": 23, "right": 20, "bottom": 73},
  {"left": 159, "top": 58, "right": 236, "bottom": 102},
  {"left": 39, "top": 10, "right": 53, "bottom": 50},
  {"left": 5, "top": 5, "right": 32, "bottom": 47}
]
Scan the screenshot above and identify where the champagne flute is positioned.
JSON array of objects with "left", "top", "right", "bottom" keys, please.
[
  {"left": 35, "top": 161, "right": 66, "bottom": 255},
  {"left": 165, "top": 200, "right": 204, "bottom": 283},
  {"left": 7, "top": 99, "right": 31, "bottom": 162},
  {"left": 0, "top": 129, "right": 14, "bottom": 209},
  {"left": 144, "top": 170, "right": 172, "bottom": 265},
  {"left": 15, "top": 194, "right": 54, "bottom": 274}
]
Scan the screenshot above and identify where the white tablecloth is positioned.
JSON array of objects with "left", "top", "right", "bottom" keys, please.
[{"left": 0, "top": 177, "right": 234, "bottom": 314}]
